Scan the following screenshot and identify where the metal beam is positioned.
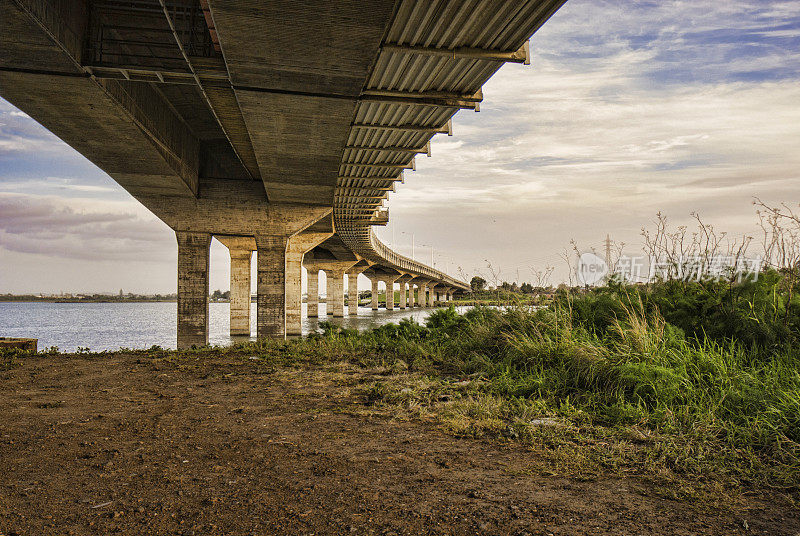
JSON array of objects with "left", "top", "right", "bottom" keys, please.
[
  {"left": 337, "top": 174, "right": 405, "bottom": 182},
  {"left": 337, "top": 185, "right": 396, "bottom": 192},
  {"left": 336, "top": 210, "right": 380, "bottom": 214},
  {"left": 337, "top": 195, "right": 389, "bottom": 200},
  {"left": 86, "top": 66, "right": 195, "bottom": 85},
  {"left": 336, "top": 204, "right": 383, "bottom": 210},
  {"left": 382, "top": 41, "right": 530, "bottom": 65},
  {"left": 84, "top": 63, "right": 229, "bottom": 85},
  {"left": 363, "top": 88, "right": 482, "bottom": 102},
  {"left": 361, "top": 89, "right": 481, "bottom": 111},
  {"left": 351, "top": 119, "right": 452, "bottom": 135},
  {"left": 345, "top": 142, "right": 430, "bottom": 156},
  {"left": 346, "top": 215, "right": 383, "bottom": 223},
  {"left": 336, "top": 199, "right": 385, "bottom": 205},
  {"left": 340, "top": 160, "right": 415, "bottom": 170}
]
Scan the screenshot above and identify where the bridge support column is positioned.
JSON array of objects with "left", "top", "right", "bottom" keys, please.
[
  {"left": 229, "top": 250, "right": 252, "bottom": 335},
  {"left": 325, "top": 270, "right": 346, "bottom": 317},
  {"left": 346, "top": 265, "right": 369, "bottom": 315},
  {"left": 176, "top": 231, "right": 211, "bottom": 349},
  {"left": 418, "top": 282, "right": 429, "bottom": 307},
  {"left": 307, "top": 268, "right": 320, "bottom": 317},
  {"left": 396, "top": 275, "right": 412, "bottom": 310},
  {"left": 138, "top": 187, "right": 331, "bottom": 341},
  {"left": 382, "top": 276, "right": 399, "bottom": 310},
  {"left": 305, "top": 260, "right": 358, "bottom": 319},
  {"left": 439, "top": 286, "right": 451, "bottom": 305},
  {"left": 285, "top": 252, "right": 303, "bottom": 335},
  {"left": 217, "top": 237, "right": 255, "bottom": 336},
  {"left": 427, "top": 285, "right": 438, "bottom": 307},
  {"left": 286, "top": 233, "right": 332, "bottom": 335},
  {"left": 371, "top": 278, "right": 380, "bottom": 310},
  {"left": 398, "top": 282, "right": 407, "bottom": 310},
  {"left": 347, "top": 273, "right": 359, "bottom": 315},
  {"left": 255, "top": 235, "right": 289, "bottom": 339}
]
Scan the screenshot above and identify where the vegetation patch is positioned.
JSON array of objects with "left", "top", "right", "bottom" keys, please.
[{"left": 255, "top": 281, "right": 799, "bottom": 502}]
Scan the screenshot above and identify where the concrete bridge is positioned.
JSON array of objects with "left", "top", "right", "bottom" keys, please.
[{"left": 0, "top": 0, "right": 565, "bottom": 347}]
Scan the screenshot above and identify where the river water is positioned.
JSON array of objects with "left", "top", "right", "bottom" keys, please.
[{"left": 0, "top": 302, "right": 465, "bottom": 352}]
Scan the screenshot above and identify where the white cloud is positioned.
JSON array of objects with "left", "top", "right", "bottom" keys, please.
[
  {"left": 0, "top": 193, "right": 172, "bottom": 261},
  {"left": 379, "top": 0, "right": 800, "bottom": 282}
]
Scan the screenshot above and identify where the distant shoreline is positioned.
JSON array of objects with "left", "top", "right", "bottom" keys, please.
[{"left": 0, "top": 297, "right": 180, "bottom": 303}]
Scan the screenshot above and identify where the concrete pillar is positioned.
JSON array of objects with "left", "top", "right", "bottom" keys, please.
[
  {"left": 229, "top": 248, "right": 252, "bottom": 336},
  {"left": 430, "top": 286, "right": 439, "bottom": 307},
  {"left": 286, "top": 233, "right": 332, "bottom": 335},
  {"left": 307, "top": 269, "right": 320, "bottom": 317},
  {"left": 438, "top": 287, "right": 450, "bottom": 304},
  {"left": 371, "top": 278, "right": 379, "bottom": 310},
  {"left": 148, "top": 191, "right": 331, "bottom": 342},
  {"left": 326, "top": 270, "right": 346, "bottom": 317},
  {"left": 347, "top": 272, "right": 359, "bottom": 316},
  {"left": 176, "top": 231, "right": 211, "bottom": 349},
  {"left": 384, "top": 280, "right": 393, "bottom": 310},
  {"left": 399, "top": 282, "right": 407, "bottom": 309},
  {"left": 383, "top": 277, "right": 398, "bottom": 310},
  {"left": 418, "top": 283, "right": 427, "bottom": 307},
  {"left": 285, "top": 249, "right": 304, "bottom": 336},
  {"left": 396, "top": 275, "right": 412, "bottom": 310},
  {"left": 255, "top": 235, "right": 289, "bottom": 339},
  {"left": 426, "top": 285, "right": 434, "bottom": 307},
  {"left": 408, "top": 285, "right": 414, "bottom": 308}
]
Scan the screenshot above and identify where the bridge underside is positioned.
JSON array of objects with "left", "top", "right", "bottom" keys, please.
[{"left": 0, "top": 0, "right": 564, "bottom": 347}]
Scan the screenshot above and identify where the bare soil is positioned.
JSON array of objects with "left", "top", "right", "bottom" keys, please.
[{"left": 0, "top": 353, "right": 797, "bottom": 535}]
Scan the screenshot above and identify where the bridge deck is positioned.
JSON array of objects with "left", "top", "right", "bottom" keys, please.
[{"left": 0, "top": 0, "right": 568, "bottom": 343}]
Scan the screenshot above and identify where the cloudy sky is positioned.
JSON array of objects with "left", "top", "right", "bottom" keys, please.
[{"left": 1, "top": 0, "right": 799, "bottom": 293}]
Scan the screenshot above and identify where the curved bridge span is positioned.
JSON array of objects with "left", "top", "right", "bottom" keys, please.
[{"left": 0, "top": 0, "right": 566, "bottom": 347}]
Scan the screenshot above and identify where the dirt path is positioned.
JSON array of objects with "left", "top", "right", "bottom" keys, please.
[{"left": 0, "top": 354, "right": 796, "bottom": 535}]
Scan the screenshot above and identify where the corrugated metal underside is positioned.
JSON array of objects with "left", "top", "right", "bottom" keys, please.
[{"left": 335, "top": 0, "right": 566, "bottom": 289}]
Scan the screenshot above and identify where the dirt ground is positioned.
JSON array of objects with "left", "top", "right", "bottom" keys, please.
[{"left": 0, "top": 353, "right": 797, "bottom": 536}]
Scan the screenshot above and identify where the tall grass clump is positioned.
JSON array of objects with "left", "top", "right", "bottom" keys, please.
[{"left": 311, "top": 295, "right": 799, "bottom": 488}]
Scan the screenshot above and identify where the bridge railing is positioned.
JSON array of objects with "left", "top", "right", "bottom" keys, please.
[{"left": 368, "top": 230, "right": 469, "bottom": 290}]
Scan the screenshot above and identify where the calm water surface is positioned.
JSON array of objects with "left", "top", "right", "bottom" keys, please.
[{"left": 0, "top": 302, "right": 466, "bottom": 352}]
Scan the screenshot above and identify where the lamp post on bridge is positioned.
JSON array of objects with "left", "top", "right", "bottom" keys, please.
[
  {"left": 400, "top": 231, "right": 415, "bottom": 260},
  {"left": 420, "top": 243, "right": 435, "bottom": 267}
]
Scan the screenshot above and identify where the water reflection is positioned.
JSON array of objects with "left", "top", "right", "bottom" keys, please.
[
  {"left": 212, "top": 303, "right": 461, "bottom": 345},
  {"left": 303, "top": 303, "right": 467, "bottom": 335}
]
